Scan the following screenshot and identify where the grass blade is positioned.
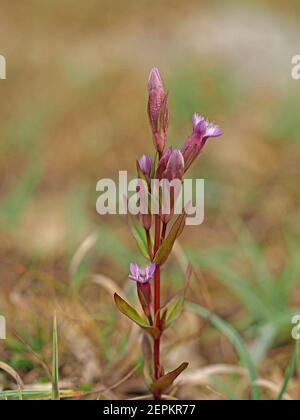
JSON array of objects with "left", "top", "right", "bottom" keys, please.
[
  {"left": 0, "top": 361, "right": 24, "bottom": 400},
  {"left": 187, "top": 302, "right": 260, "bottom": 400},
  {"left": 52, "top": 313, "right": 60, "bottom": 400},
  {"left": 296, "top": 339, "right": 300, "bottom": 376},
  {"left": 277, "top": 347, "right": 296, "bottom": 400},
  {"left": 187, "top": 249, "right": 269, "bottom": 320}
]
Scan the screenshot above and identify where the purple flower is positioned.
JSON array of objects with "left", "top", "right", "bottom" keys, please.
[
  {"left": 129, "top": 262, "right": 156, "bottom": 284},
  {"left": 148, "top": 68, "right": 169, "bottom": 154},
  {"left": 192, "top": 113, "right": 222, "bottom": 139},
  {"left": 181, "top": 113, "right": 222, "bottom": 172},
  {"left": 138, "top": 154, "right": 152, "bottom": 178},
  {"left": 155, "top": 148, "right": 184, "bottom": 182}
]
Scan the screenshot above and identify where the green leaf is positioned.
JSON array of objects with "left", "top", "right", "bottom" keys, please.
[
  {"left": 132, "top": 222, "right": 149, "bottom": 259},
  {"left": 187, "top": 302, "right": 260, "bottom": 400},
  {"left": 277, "top": 347, "right": 296, "bottom": 400},
  {"left": 114, "top": 293, "right": 160, "bottom": 338},
  {"left": 165, "top": 295, "right": 184, "bottom": 328},
  {"left": 150, "top": 152, "right": 158, "bottom": 179},
  {"left": 150, "top": 362, "right": 188, "bottom": 394},
  {"left": 0, "top": 389, "right": 83, "bottom": 401},
  {"left": 52, "top": 313, "right": 60, "bottom": 401},
  {"left": 296, "top": 338, "right": 300, "bottom": 376},
  {"left": 154, "top": 213, "right": 186, "bottom": 265}
]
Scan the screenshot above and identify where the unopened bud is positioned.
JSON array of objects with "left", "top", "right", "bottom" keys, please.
[
  {"left": 138, "top": 154, "right": 152, "bottom": 179},
  {"left": 163, "top": 149, "right": 184, "bottom": 182},
  {"left": 147, "top": 68, "right": 169, "bottom": 154}
]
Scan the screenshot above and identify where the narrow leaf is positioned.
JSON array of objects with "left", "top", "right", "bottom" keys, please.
[
  {"left": 296, "top": 338, "right": 300, "bottom": 376},
  {"left": 277, "top": 347, "right": 296, "bottom": 400},
  {"left": 184, "top": 263, "right": 193, "bottom": 288},
  {"left": 52, "top": 313, "right": 60, "bottom": 401},
  {"left": 150, "top": 362, "right": 189, "bottom": 394},
  {"left": 154, "top": 213, "right": 186, "bottom": 265},
  {"left": 114, "top": 293, "right": 159, "bottom": 338},
  {"left": 187, "top": 302, "right": 260, "bottom": 400},
  {"left": 150, "top": 152, "right": 158, "bottom": 179},
  {"left": 132, "top": 222, "right": 149, "bottom": 259}
]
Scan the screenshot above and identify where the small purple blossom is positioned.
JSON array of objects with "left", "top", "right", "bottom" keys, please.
[
  {"left": 181, "top": 113, "right": 222, "bottom": 171},
  {"left": 129, "top": 262, "right": 156, "bottom": 284},
  {"left": 192, "top": 113, "right": 222, "bottom": 140},
  {"left": 138, "top": 154, "right": 153, "bottom": 178}
]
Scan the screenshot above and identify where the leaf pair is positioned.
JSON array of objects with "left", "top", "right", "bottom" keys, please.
[{"left": 114, "top": 293, "right": 160, "bottom": 338}]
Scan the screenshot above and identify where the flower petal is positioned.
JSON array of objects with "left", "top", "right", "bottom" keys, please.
[
  {"left": 204, "top": 125, "right": 222, "bottom": 139},
  {"left": 192, "top": 113, "right": 205, "bottom": 130},
  {"left": 147, "top": 263, "right": 156, "bottom": 279},
  {"left": 129, "top": 263, "right": 139, "bottom": 280}
]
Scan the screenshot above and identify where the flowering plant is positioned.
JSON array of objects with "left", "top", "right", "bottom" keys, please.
[{"left": 114, "top": 68, "right": 222, "bottom": 400}]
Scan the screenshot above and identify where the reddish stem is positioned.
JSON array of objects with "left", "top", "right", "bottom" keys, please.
[
  {"left": 153, "top": 215, "right": 162, "bottom": 398},
  {"left": 153, "top": 151, "right": 163, "bottom": 399}
]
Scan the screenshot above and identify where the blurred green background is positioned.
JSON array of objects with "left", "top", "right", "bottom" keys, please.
[{"left": 0, "top": 0, "right": 300, "bottom": 399}]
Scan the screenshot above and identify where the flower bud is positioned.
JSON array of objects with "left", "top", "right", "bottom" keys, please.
[
  {"left": 163, "top": 149, "right": 184, "bottom": 182},
  {"left": 138, "top": 154, "right": 152, "bottom": 179},
  {"left": 148, "top": 68, "right": 169, "bottom": 154}
]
